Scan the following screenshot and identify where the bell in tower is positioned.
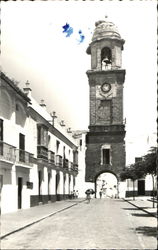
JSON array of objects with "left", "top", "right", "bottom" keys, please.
[
  {"left": 85, "top": 17, "right": 126, "bottom": 198},
  {"left": 101, "top": 47, "right": 112, "bottom": 70},
  {"left": 86, "top": 18, "right": 125, "bottom": 70}
]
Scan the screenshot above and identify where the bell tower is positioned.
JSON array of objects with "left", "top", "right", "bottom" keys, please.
[{"left": 85, "top": 18, "right": 126, "bottom": 182}]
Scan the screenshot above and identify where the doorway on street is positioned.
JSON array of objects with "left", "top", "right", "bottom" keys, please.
[
  {"left": 48, "top": 172, "right": 51, "bottom": 201},
  {"left": 138, "top": 180, "right": 145, "bottom": 196},
  {"left": 18, "top": 177, "right": 23, "bottom": 209},
  {"left": 56, "top": 172, "right": 60, "bottom": 200},
  {"left": 38, "top": 171, "right": 42, "bottom": 202},
  {"left": 95, "top": 172, "right": 118, "bottom": 198},
  {"left": 68, "top": 175, "right": 71, "bottom": 195},
  {"left": 63, "top": 174, "right": 66, "bottom": 198}
]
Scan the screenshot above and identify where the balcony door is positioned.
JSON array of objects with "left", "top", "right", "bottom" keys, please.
[
  {"left": 19, "top": 133, "right": 25, "bottom": 162},
  {"left": 138, "top": 180, "right": 145, "bottom": 196}
]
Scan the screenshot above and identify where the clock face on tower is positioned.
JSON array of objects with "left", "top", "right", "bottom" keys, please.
[{"left": 101, "top": 83, "right": 111, "bottom": 93}]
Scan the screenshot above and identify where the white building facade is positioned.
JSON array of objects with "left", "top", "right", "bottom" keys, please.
[
  {"left": 126, "top": 174, "right": 157, "bottom": 198},
  {"left": 72, "top": 131, "right": 95, "bottom": 198},
  {"left": 0, "top": 72, "right": 79, "bottom": 214}
]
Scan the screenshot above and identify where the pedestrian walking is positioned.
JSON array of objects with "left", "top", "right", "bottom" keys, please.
[
  {"left": 113, "top": 185, "right": 118, "bottom": 198},
  {"left": 73, "top": 190, "right": 76, "bottom": 199},
  {"left": 85, "top": 189, "right": 91, "bottom": 203},
  {"left": 76, "top": 190, "right": 79, "bottom": 198},
  {"left": 86, "top": 192, "right": 91, "bottom": 203},
  {"left": 99, "top": 189, "right": 102, "bottom": 199}
]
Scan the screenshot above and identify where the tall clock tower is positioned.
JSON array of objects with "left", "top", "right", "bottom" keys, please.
[{"left": 85, "top": 18, "right": 126, "bottom": 185}]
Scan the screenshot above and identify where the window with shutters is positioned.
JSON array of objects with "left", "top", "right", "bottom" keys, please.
[{"left": 102, "top": 149, "right": 110, "bottom": 164}]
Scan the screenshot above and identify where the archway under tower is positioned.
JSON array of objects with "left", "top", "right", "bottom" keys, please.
[{"left": 95, "top": 171, "right": 119, "bottom": 199}]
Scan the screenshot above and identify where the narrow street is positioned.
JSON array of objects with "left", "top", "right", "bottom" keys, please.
[{"left": 1, "top": 198, "right": 157, "bottom": 249}]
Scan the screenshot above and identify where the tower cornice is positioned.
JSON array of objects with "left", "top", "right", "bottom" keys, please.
[
  {"left": 86, "top": 69, "right": 126, "bottom": 75},
  {"left": 87, "top": 37, "right": 125, "bottom": 55},
  {"left": 86, "top": 69, "right": 126, "bottom": 85}
]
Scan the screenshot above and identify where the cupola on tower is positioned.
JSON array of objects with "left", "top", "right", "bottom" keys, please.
[{"left": 85, "top": 18, "right": 126, "bottom": 186}]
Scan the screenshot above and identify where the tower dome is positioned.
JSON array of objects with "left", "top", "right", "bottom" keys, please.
[{"left": 92, "top": 20, "right": 121, "bottom": 42}]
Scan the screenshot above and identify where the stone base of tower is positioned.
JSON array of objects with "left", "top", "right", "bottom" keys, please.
[{"left": 85, "top": 126, "right": 125, "bottom": 182}]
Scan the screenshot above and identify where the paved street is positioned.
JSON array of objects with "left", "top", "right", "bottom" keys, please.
[{"left": 1, "top": 198, "right": 157, "bottom": 249}]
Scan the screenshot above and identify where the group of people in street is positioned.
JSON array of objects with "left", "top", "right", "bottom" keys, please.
[
  {"left": 70, "top": 190, "right": 79, "bottom": 199},
  {"left": 85, "top": 185, "right": 118, "bottom": 203}
]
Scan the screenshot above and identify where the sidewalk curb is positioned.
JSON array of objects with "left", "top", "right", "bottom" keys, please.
[
  {"left": 123, "top": 199, "right": 157, "bottom": 218},
  {"left": 147, "top": 199, "right": 158, "bottom": 204},
  {"left": 1, "top": 199, "right": 85, "bottom": 240}
]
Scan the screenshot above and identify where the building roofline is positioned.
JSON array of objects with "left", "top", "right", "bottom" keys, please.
[
  {"left": 1, "top": 72, "right": 31, "bottom": 103},
  {"left": 28, "top": 106, "right": 78, "bottom": 150}
]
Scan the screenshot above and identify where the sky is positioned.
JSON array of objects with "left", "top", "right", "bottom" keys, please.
[{"left": 1, "top": 0, "right": 157, "bottom": 164}]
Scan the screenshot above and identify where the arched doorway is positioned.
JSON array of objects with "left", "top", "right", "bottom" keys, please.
[{"left": 95, "top": 171, "right": 118, "bottom": 198}]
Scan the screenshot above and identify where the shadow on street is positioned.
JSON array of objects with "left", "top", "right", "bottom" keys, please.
[
  {"left": 135, "top": 226, "right": 157, "bottom": 238},
  {"left": 131, "top": 212, "right": 157, "bottom": 218},
  {"left": 123, "top": 206, "right": 150, "bottom": 210},
  {"left": 123, "top": 207, "right": 142, "bottom": 211}
]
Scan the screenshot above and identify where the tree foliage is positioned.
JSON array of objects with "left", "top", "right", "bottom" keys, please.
[
  {"left": 120, "top": 147, "right": 157, "bottom": 181},
  {"left": 120, "top": 147, "right": 157, "bottom": 204},
  {"left": 143, "top": 147, "right": 157, "bottom": 176},
  {"left": 120, "top": 166, "right": 138, "bottom": 181}
]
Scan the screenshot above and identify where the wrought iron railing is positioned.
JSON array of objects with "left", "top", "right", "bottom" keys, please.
[
  {"left": 63, "top": 158, "right": 69, "bottom": 170},
  {"left": 0, "top": 141, "right": 16, "bottom": 162},
  {"left": 56, "top": 155, "right": 63, "bottom": 167},
  {"left": 16, "top": 149, "right": 34, "bottom": 166},
  {"left": 69, "top": 162, "right": 78, "bottom": 172},
  {"left": 48, "top": 150, "right": 55, "bottom": 164},
  {"left": 70, "top": 162, "right": 74, "bottom": 171},
  {"left": 73, "top": 164, "right": 78, "bottom": 172},
  {"left": 37, "top": 145, "right": 48, "bottom": 159}
]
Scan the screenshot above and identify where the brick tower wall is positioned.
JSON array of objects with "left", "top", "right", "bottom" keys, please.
[{"left": 85, "top": 132, "right": 126, "bottom": 182}]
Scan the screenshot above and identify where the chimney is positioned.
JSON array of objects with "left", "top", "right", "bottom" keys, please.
[
  {"left": 60, "top": 120, "right": 65, "bottom": 127},
  {"left": 23, "top": 80, "right": 32, "bottom": 97},
  {"left": 67, "top": 128, "right": 72, "bottom": 133},
  {"left": 40, "top": 99, "right": 46, "bottom": 110},
  {"left": 50, "top": 111, "right": 57, "bottom": 126}
]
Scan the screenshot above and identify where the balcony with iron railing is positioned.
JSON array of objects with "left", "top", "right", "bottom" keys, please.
[
  {"left": 69, "top": 162, "right": 78, "bottom": 173},
  {"left": 48, "top": 150, "right": 55, "bottom": 164},
  {"left": 16, "top": 149, "right": 34, "bottom": 166},
  {"left": 69, "top": 162, "right": 74, "bottom": 171},
  {"left": 0, "top": 141, "right": 16, "bottom": 163},
  {"left": 37, "top": 145, "right": 48, "bottom": 160},
  {"left": 56, "top": 155, "right": 63, "bottom": 167},
  {"left": 73, "top": 164, "right": 78, "bottom": 173},
  {"left": 63, "top": 158, "right": 69, "bottom": 170}
]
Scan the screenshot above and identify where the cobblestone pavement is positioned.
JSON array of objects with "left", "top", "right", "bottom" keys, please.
[{"left": 1, "top": 198, "right": 157, "bottom": 249}]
